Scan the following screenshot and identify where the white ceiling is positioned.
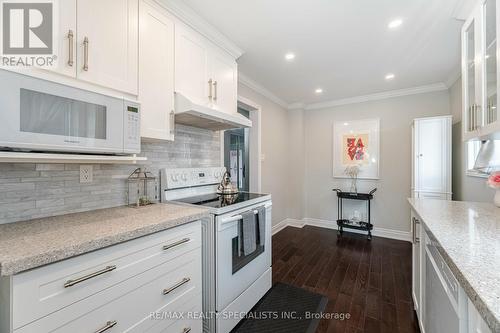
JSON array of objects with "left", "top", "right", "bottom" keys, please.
[{"left": 182, "top": 0, "right": 464, "bottom": 106}]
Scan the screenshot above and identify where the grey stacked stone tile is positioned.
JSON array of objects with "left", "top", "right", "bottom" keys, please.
[{"left": 0, "top": 125, "right": 220, "bottom": 224}]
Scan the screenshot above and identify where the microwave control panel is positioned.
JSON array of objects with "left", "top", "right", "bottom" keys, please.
[{"left": 124, "top": 101, "right": 141, "bottom": 153}]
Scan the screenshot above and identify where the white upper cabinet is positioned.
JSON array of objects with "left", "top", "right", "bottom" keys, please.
[
  {"left": 139, "top": 1, "right": 175, "bottom": 141},
  {"left": 462, "top": 0, "right": 500, "bottom": 140},
  {"left": 210, "top": 50, "right": 238, "bottom": 114},
  {"left": 76, "top": 0, "right": 138, "bottom": 95},
  {"left": 48, "top": 0, "right": 77, "bottom": 77},
  {"left": 175, "top": 25, "right": 238, "bottom": 115},
  {"left": 175, "top": 25, "right": 210, "bottom": 106}
]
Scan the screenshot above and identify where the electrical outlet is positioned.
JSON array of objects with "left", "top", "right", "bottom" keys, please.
[{"left": 80, "top": 165, "right": 93, "bottom": 183}]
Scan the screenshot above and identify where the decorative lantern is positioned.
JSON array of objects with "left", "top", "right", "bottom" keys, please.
[{"left": 127, "top": 168, "right": 158, "bottom": 207}]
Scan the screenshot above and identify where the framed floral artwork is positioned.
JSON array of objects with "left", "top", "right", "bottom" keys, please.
[{"left": 333, "top": 118, "right": 380, "bottom": 179}]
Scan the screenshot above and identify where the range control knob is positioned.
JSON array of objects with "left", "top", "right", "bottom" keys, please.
[
  {"left": 181, "top": 173, "right": 188, "bottom": 181},
  {"left": 170, "top": 174, "right": 177, "bottom": 181}
]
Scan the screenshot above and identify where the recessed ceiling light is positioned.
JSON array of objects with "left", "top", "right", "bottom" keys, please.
[
  {"left": 385, "top": 73, "right": 395, "bottom": 80},
  {"left": 388, "top": 19, "right": 403, "bottom": 29},
  {"left": 315, "top": 88, "right": 323, "bottom": 94},
  {"left": 285, "top": 53, "right": 296, "bottom": 61}
]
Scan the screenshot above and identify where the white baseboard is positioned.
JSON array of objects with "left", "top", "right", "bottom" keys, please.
[{"left": 272, "top": 217, "right": 412, "bottom": 242}]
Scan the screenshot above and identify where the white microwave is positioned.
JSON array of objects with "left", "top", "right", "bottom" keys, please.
[{"left": 0, "top": 70, "right": 141, "bottom": 155}]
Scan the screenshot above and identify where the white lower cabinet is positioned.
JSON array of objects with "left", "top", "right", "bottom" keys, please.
[
  {"left": 411, "top": 209, "right": 493, "bottom": 333},
  {"left": 411, "top": 211, "right": 423, "bottom": 330},
  {"left": 468, "top": 298, "right": 492, "bottom": 333},
  {"left": 0, "top": 221, "right": 202, "bottom": 333}
]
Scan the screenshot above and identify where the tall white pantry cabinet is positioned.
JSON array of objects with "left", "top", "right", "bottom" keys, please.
[{"left": 411, "top": 116, "right": 453, "bottom": 200}]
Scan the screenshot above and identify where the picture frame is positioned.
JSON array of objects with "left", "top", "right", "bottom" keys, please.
[{"left": 333, "top": 118, "right": 380, "bottom": 179}]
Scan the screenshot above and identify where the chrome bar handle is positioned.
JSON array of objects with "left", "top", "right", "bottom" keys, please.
[
  {"left": 182, "top": 328, "right": 192, "bottom": 333},
  {"left": 413, "top": 217, "right": 420, "bottom": 243},
  {"left": 208, "top": 79, "right": 213, "bottom": 100},
  {"left": 94, "top": 320, "right": 117, "bottom": 333},
  {"left": 163, "top": 238, "right": 190, "bottom": 251},
  {"left": 83, "top": 37, "right": 89, "bottom": 71},
  {"left": 476, "top": 104, "right": 482, "bottom": 129},
  {"left": 468, "top": 105, "right": 472, "bottom": 131},
  {"left": 163, "top": 277, "right": 190, "bottom": 295},
  {"left": 213, "top": 81, "right": 218, "bottom": 101},
  {"left": 67, "top": 30, "right": 74, "bottom": 67},
  {"left": 170, "top": 110, "right": 175, "bottom": 135},
  {"left": 64, "top": 265, "right": 116, "bottom": 288},
  {"left": 472, "top": 104, "right": 476, "bottom": 130}
]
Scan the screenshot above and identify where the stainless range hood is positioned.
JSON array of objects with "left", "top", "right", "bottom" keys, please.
[
  {"left": 473, "top": 140, "right": 500, "bottom": 172},
  {"left": 174, "top": 93, "right": 252, "bottom": 131}
]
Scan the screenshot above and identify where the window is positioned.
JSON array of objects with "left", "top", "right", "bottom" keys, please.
[{"left": 467, "top": 140, "right": 500, "bottom": 177}]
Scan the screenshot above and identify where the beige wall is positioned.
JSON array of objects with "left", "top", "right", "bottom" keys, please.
[
  {"left": 286, "top": 109, "right": 306, "bottom": 220},
  {"left": 450, "top": 78, "right": 494, "bottom": 202},
  {"left": 238, "top": 83, "right": 290, "bottom": 226},
  {"left": 239, "top": 77, "right": 493, "bottom": 232},
  {"left": 303, "top": 91, "right": 451, "bottom": 233}
]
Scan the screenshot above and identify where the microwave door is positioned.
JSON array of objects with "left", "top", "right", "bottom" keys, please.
[{"left": 0, "top": 70, "right": 125, "bottom": 154}]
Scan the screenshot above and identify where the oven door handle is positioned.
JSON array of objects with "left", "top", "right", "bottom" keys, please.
[{"left": 220, "top": 203, "right": 272, "bottom": 227}]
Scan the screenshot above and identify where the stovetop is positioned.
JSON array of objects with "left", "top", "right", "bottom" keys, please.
[{"left": 174, "top": 192, "right": 269, "bottom": 209}]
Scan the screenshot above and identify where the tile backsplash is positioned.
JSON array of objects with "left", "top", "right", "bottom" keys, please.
[{"left": 0, "top": 125, "right": 221, "bottom": 224}]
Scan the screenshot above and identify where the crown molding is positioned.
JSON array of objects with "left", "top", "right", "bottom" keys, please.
[
  {"left": 444, "top": 68, "right": 461, "bottom": 88},
  {"left": 302, "top": 82, "right": 449, "bottom": 111},
  {"left": 157, "top": 0, "right": 243, "bottom": 59},
  {"left": 451, "top": 0, "right": 477, "bottom": 21},
  {"left": 238, "top": 73, "right": 289, "bottom": 109},
  {"left": 288, "top": 103, "right": 306, "bottom": 110}
]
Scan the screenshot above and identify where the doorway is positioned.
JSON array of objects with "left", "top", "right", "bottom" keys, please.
[{"left": 224, "top": 108, "right": 250, "bottom": 191}]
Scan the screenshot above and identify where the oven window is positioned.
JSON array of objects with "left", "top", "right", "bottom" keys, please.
[
  {"left": 232, "top": 219, "right": 265, "bottom": 274},
  {"left": 20, "top": 89, "right": 107, "bottom": 139}
]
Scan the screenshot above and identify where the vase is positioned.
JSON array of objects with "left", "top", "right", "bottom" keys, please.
[
  {"left": 350, "top": 178, "right": 358, "bottom": 193},
  {"left": 495, "top": 190, "right": 500, "bottom": 208}
]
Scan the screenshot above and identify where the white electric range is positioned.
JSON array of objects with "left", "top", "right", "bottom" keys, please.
[{"left": 161, "top": 167, "right": 272, "bottom": 333}]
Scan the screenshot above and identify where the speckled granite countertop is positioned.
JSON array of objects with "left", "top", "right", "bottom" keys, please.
[
  {"left": 408, "top": 198, "right": 500, "bottom": 332},
  {"left": 0, "top": 203, "right": 209, "bottom": 276}
]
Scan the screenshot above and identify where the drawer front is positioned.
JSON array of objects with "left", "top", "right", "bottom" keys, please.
[
  {"left": 13, "top": 221, "right": 201, "bottom": 329},
  {"left": 15, "top": 247, "right": 202, "bottom": 333}
]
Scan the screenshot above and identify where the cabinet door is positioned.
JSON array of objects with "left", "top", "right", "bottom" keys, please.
[
  {"left": 48, "top": 0, "right": 76, "bottom": 77},
  {"left": 462, "top": 7, "right": 483, "bottom": 136},
  {"left": 211, "top": 51, "right": 238, "bottom": 114},
  {"left": 484, "top": 0, "right": 499, "bottom": 127},
  {"left": 414, "top": 118, "right": 451, "bottom": 195},
  {"left": 76, "top": 0, "right": 138, "bottom": 94},
  {"left": 138, "top": 1, "right": 175, "bottom": 141},
  {"left": 175, "top": 26, "right": 210, "bottom": 106},
  {"left": 411, "top": 214, "right": 421, "bottom": 316}
]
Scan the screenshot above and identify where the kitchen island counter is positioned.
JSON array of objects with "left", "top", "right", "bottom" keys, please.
[{"left": 409, "top": 198, "right": 500, "bottom": 332}]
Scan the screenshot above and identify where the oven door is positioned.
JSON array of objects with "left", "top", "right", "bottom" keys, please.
[
  {"left": 0, "top": 70, "right": 125, "bottom": 154},
  {"left": 215, "top": 202, "right": 272, "bottom": 312}
]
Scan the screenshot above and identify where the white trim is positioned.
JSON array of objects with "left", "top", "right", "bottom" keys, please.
[
  {"left": 288, "top": 103, "right": 306, "bottom": 110},
  {"left": 238, "top": 73, "right": 289, "bottom": 109},
  {"left": 156, "top": 0, "right": 243, "bottom": 59},
  {"left": 303, "top": 83, "right": 449, "bottom": 111},
  {"left": 272, "top": 217, "right": 412, "bottom": 242},
  {"left": 237, "top": 95, "right": 263, "bottom": 193},
  {"left": 238, "top": 96, "right": 261, "bottom": 112},
  {"left": 444, "top": 69, "right": 461, "bottom": 89},
  {"left": 271, "top": 219, "right": 290, "bottom": 235}
]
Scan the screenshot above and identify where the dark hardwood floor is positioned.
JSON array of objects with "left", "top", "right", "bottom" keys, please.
[{"left": 272, "top": 226, "right": 420, "bottom": 333}]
